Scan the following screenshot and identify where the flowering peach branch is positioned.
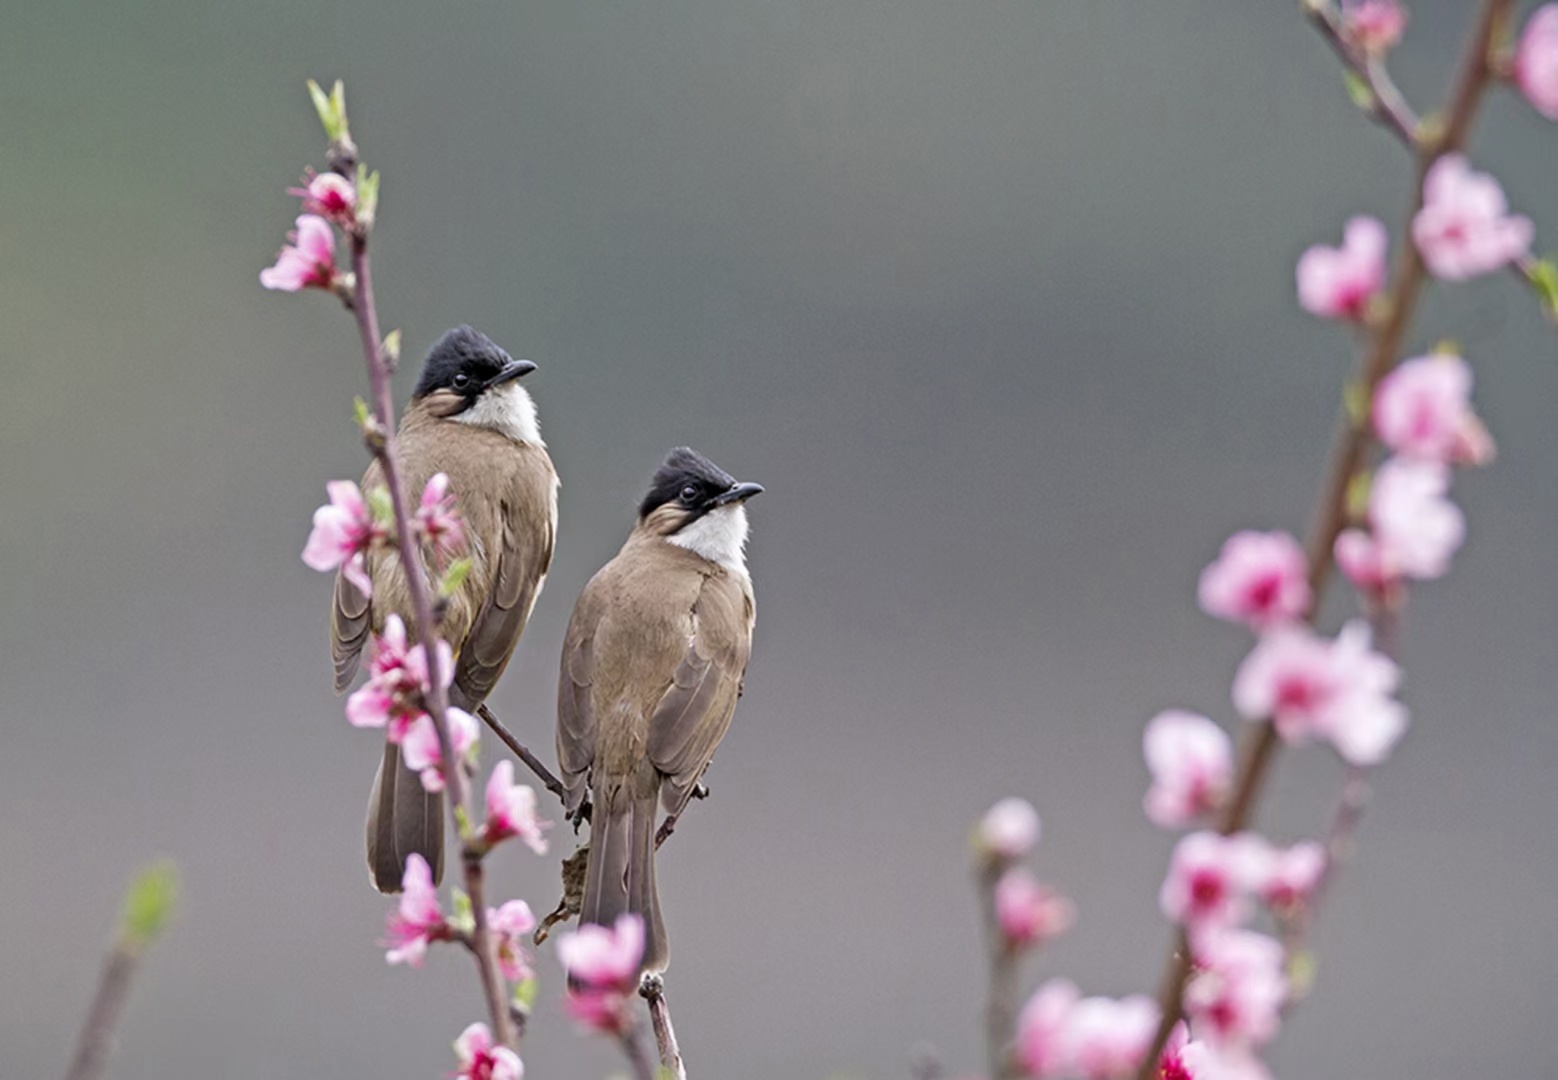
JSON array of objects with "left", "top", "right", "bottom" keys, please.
[{"left": 1133, "top": 1, "right": 1517, "bottom": 1072}]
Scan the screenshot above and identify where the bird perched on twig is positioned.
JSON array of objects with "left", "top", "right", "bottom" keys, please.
[
  {"left": 557, "top": 447, "right": 762, "bottom": 973},
  {"left": 332, "top": 326, "right": 557, "bottom": 892}
]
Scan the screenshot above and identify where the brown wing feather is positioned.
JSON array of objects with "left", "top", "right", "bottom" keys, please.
[
  {"left": 332, "top": 570, "right": 372, "bottom": 692},
  {"left": 556, "top": 607, "right": 599, "bottom": 811}
]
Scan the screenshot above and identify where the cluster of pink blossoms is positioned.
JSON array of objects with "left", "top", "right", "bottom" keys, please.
[
  {"left": 555, "top": 914, "right": 647, "bottom": 1034},
  {"left": 450, "top": 1023, "right": 523, "bottom": 1080},
  {"left": 976, "top": 800, "right": 1076, "bottom": 953},
  {"left": 301, "top": 473, "right": 466, "bottom": 598},
  {"left": 260, "top": 173, "right": 356, "bottom": 293}
]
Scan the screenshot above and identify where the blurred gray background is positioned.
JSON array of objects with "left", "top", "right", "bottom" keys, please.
[{"left": 3, "top": 2, "right": 1555, "bottom": 1077}]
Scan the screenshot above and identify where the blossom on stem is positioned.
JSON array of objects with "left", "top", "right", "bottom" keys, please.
[
  {"left": 1372, "top": 353, "right": 1493, "bottom": 466},
  {"left": 1159, "top": 831, "right": 1266, "bottom": 930},
  {"left": 557, "top": 914, "right": 645, "bottom": 1034},
  {"left": 1412, "top": 155, "right": 1533, "bottom": 280},
  {"left": 482, "top": 760, "right": 550, "bottom": 854},
  {"left": 976, "top": 797, "right": 1040, "bottom": 861},
  {"left": 1252, "top": 839, "right": 1326, "bottom": 915},
  {"left": 1060, "top": 994, "right": 1160, "bottom": 1080},
  {"left": 452, "top": 1022, "right": 523, "bottom": 1080},
  {"left": 400, "top": 707, "right": 479, "bottom": 792},
  {"left": 1143, "top": 710, "right": 1233, "bottom": 828},
  {"left": 301, "top": 480, "right": 379, "bottom": 596},
  {"left": 487, "top": 899, "right": 537, "bottom": 983},
  {"left": 383, "top": 854, "right": 446, "bottom": 967},
  {"left": 1198, "top": 529, "right": 1311, "bottom": 630},
  {"left": 994, "top": 867, "right": 1075, "bottom": 948},
  {"left": 1341, "top": 0, "right": 1407, "bottom": 54},
  {"left": 260, "top": 214, "right": 342, "bottom": 292},
  {"left": 344, "top": 617, "right": 457, "bottom": 741},
  {"left": 289, "top": 172, "right": 357, "bottom": 226},
  {"left": 1014, "top": 978, "right": 1078, "bottom": 1077},
  {"left": 414, "top": 472, "right": 466, "bottom": 559},
  {"left": 1517, "top": 5, "right": 1558, "bottom": 120},
  {"left": 1296, "top": 216, "right": 1388, "bottom": 321},
  {"left": 1232, "top": 620, "right": 1408, "bottom": 765},
  {"left": 1184, "top": 929, "right": 1288, "bottom": 1052},
  {"left": 1337, "top": 456, "right": 1466, "bottom": 604}
]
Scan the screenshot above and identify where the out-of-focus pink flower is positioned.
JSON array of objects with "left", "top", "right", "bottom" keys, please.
[
  {"left": 1252, "top": 839, "right": 1326, "bottom": 914},
  {"left": 1197, "top": 530, "right": 1311, "bottom": 629},
  {"left": 977, "top": 798, "right": 1041, "bottom": 861},
  {"left": 487, "top": 899, "right": 537, "bottom": 983},
  {"left": 302, "top": 480, "right": 380, "bottom": 596},
  {"left": 383, "top": 854, "right": 446, "bottom": 967},
  {"left": 1185, "top": 929, "right": 1288, "bottom": 1051},
  {"left": 1341, "top": 0, "right": 1407, "bottom": 53},
  {"left": 1412, "top": 155, "right": 1533, "bottom": 280},
  {"left": 1143, "top": 711, "right": 1233, "bottom": 829},
  {"left": 1517, "top": 5, "right": 1558, "bottom": 119},
  {"left": 401, "top": 707, "right": 479, "bottom": 792},
  {"left": 1373, "top": 354, "right": 1493, "bottom": 466},
  {"left": 1178, "top": 1042, "right": 1273, "bottom": 1080},
  {"left": 1369, "top": 457, "right": 1465, "bottom": 581},
  {"left": 261, "top": 214, "right": 341, "bottom": 291},
  {"left": 1060, "top": 994, "right": 1160, "bottom": 1080},
  {"left": 1159, "top": 832, "right": 1266, "bottom": 930},
  {"left": 1232, "top": 621, "right": 1407, "bottom": 765},
  {"left": 482, "top": 761, "right": 550, "bottom": 854},
  {"left": 414, "top": 472, "right": 466, "bottom": 559},
  {"left": 345, "top": 618, "right": 456, "bottom": 741},
  {"left": 557, "top": 914, "right": 645, "bottom": 1034},
  {"left": 995, "top": 868, "right": 1075, "bottom": 948},
  {"left": 1296, "top": 216, "right": 1388, "bottom": 321},
  {"left": 1014, "top": 978, "right": 1078, "bottom": 1077},
  {"left": 289, "top": 172, "right": 357, "bottom": 225},
  {"left": 452, "top": 1022, "right": 523, "bottom": 1080}
]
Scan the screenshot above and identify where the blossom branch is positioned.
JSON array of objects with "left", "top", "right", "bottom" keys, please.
[
  {"left": 640, "top": 974, "right": 688, "bottom": 1080},
  {"left": 1304, "top": 0, "right": 1422, "bottom": 144},
  {"left": 1135, "top": 1, "right": 1515, "bottom": 1072},
  {"left": 979, "top": 860, "right": 1021, "bottom": 1080},
  {"left": 475, "top": 703, "right": 568, "bottom": 805}
]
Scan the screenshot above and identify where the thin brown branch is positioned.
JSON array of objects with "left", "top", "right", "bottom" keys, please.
[
  {"left": 346, "top": 227, "right": 514, "bottom": 1050},
  {"left": 63, "top": 947, "right": 139, "bottom": 1080},
  {"left": 618, "top": 1021, "right": 659, "bottom": 1080},
  {"left": 1135, "top": 2, "right": 1514, "bottom": 1074},
  {"left": 978, "top": 862, "right": 1019, "bottom": 1080},
  {"left": 641, "top": 974, "right": 688, "bottom": 1080},
  {"left": 475, "top": 703, "right": 568, "bottom": 804},
  {"left": 1305, "top": 1, "right": 1422, "bottom": 145}
]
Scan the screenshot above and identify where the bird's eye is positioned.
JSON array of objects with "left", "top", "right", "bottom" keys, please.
[
  {"left": 680, "top": 484, "right": 700, "bottom": 503},
  {"left": 452, "top": 372, "right": 471, "bottom": 390}
]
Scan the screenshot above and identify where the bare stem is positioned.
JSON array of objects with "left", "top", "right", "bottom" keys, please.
[
  {"left": 979, "top": 862, "right": 1019, "bottom": 1080},
  {"left": 641, "top": 974, "right": 688, "bottom": 1080},
  {"left": 346, "top": 230, "right": 514, "bottom": 1050},
  {"left": 63, "top": 946, "right": 139, "bottom": 1080},
  {"left": 1134, "top": 2, "right": 1514, "bottom": 1073},
  {"left": 618, "top": 1021, "right": 659, "bottom": 1080},
  {"left": 475, "top": 703, "right": 568, "bottom": 804}
]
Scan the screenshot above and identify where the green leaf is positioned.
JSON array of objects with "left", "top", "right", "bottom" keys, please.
[
  {"left": 366, "top": 484, "right": 394, "bottom": 526},
  {"left": 513, "top": 976, "right": 539, "bottom": 1010},
  {"left": 1342, "top": 381, "right": 1371, "bottom": 429},
  {"left": 356, "top": 167, "right": 381, "bottom": 231},
  {"left": 119, "top": 860, "right": 178, "bottom": 948},
  {"left": 1529, "top": 258, "right": 1558, "bottom": 315},
  {"left": 450, "top": 886, "right": 474, "bottom": 934},
  {"left": 1342, "top": 70, "right": 1374, "bottom": 112},
  {"left": 440, "top": 557, "right": 474, "bottom": 598},
  {"left": 1346, "top": 471, "right": 1373, "bottom": 521},
  {"left": 454, "top": 803, "right": 473, "bottom": 843},
  {"left": 352, "top": 396, "right": 371, "bottom": 429},
  {"left": 379, "top": 328, "right": 400, "bottom": 367},
  {"left": 306, "top": 79, "right": 337, "bottom": 141}
]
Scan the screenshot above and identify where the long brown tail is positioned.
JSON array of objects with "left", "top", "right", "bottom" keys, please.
[
  {"left": 580, "top": 772, "right": 665, "bottom": 973},
  {"left": 365, "top": 740, "right": 445, "bottom": 893}
]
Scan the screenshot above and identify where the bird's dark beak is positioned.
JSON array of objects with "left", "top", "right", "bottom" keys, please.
[
  {"left": 485, "top": 359, "right": 537, "bottom": 389},
  {"left": 712, "top": 481, "right": 764, "bottom": 506}
]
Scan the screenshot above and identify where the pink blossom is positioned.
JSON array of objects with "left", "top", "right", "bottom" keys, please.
[
  {"left": 452, "top": 1022, "right": 523, "bottom": 1080},
  {"left": 482, "top": 761, "right": 551, "bottom": 854},
  {"left": 557, "top": 914, "right": 645, "bottom": 1034},
  {"left": 414, "top": 472, "right": 466, "bottom": 559},
  {"left": 1060, "top": 994, "right": 1160, "bottom": 1080},
  {"left": 382, "top": 854, "right": 446, "bottom": 967},
  {"left": 1369, "top": 457, "right": 1465, "bottom": 581},
  {"left": 344, "top": 618, "right": 456, "bottom": 741},
  {"left": 1143, "top": 711, "right": 1233, "bottom": 829},
  {"left": 1517, "top": 5, "right": 1558, "bottom": 119},
  {"left": 302, "top": 480, "right": 380, "bottom": 596},
  {"left": 1014, "top": 978, "right": 1078, "bottom": 1077},
  {"left": 1159, "top": 832, "right": 1266, "bottom": 930},
  {"left": 1341, "top": 0, "right": 1407, "bottom": 53},
  {"left": 1412, "top": 155, "right": 1533, "bottom": 280},
  {"left": 487, "top": 899, "right": 537, "bottom": 983},
  {"left": 1232, "top": 621, "right": 1407, "bottom": 764},
  {"left": 289, "top": 172, "right": 357, "bottom": 225},
  {"left": 1252, "top": 839, "right": 1326, "bottom": 914},
  {"left": 1178, "top": 1042, "right": 1273, "bottom": 1080},
  {"left": 260, "top": 214, "right": 341, "bottom": 291},
  {"left": 401, "top": 707, "right": 479, "bottom": 792},
  {"left": 994, "top": 868, "right": 1075, "bottom": 948},
  {"left": 1296, "top": 216, "right": 1388, "bottom": 321},
  {"left": 977, "top": 797, "right": 1041, "bottom": 861},
  {"left": 1184, "top": 929, "right": 1288, "bottom": 1051},
  {"left": 1373, "top": 354, "right": 1492, "bottom": 465},
  {"left": 1197, "top": 530, "right": 1311, "bottom": 629}
]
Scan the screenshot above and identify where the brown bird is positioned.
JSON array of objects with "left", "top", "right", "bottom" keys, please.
[
  {"left": 332, "top": 326, "right": 558, "bottom": 893},
  {"left": 557, "top": 447, "right": 761, "bottom": 973}
]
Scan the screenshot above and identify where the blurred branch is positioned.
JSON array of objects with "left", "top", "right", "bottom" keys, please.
[
  {"left": 1304, "top": 1, "right": 1422, "bottom": 144},
  {"left": 978, "top": 863, "right": 1019, "bottom": 1080},
  {"left": 641, "top": 974, "right": 688, "bottom": 1080},
  {"left": 1135, "top": 1, "right": 1516, "bottom": 1073}
]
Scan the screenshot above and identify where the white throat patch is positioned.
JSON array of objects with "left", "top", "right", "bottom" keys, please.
[
  {"left": 452, "top": 383, "right": 543, "bottom": 446},
  {"left": 669, "top": 503, "right": 750, "bottom": 573}
]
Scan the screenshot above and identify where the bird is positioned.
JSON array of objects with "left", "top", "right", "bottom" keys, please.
[
  {"left": 332, "top": 325, "right": 558, "bottom": 893},
  {"left": 556, "top": 446, "right": 762, "bottom": 973}
]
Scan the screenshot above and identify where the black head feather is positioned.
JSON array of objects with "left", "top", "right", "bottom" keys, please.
[
  {"left": 412, "top": 326, "right": 516, "bottom": 400},
  {"left": 639, "top": 447, "right": 739, "bottom": 519}
]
